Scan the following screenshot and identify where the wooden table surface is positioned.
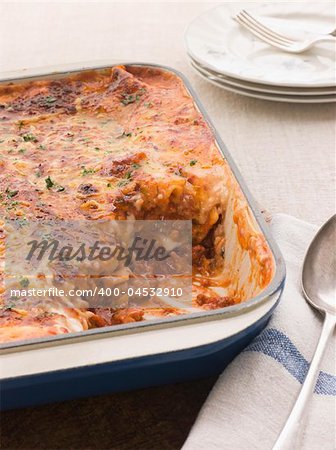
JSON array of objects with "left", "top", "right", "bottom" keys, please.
[
  {"left": 2, "top": 378, "right": 217, "bottom": 449},
  {"left": 0, "top": 2, "right": 334, "bottom": 449}
]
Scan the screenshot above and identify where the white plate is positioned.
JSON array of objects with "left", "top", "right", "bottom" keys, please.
[
  {"left": 190, "top": 59, "right": 336, "bottom": 103},
  {"left": 188, "top": 54, "right": 336, "bottom": 96},
  {"left": 185, "top": 2, "right": 336, "bottom": 88}
]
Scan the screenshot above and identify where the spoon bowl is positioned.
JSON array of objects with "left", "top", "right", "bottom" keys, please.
[{"left": 302, "top": 214, "right": 336, "bottom": 315}]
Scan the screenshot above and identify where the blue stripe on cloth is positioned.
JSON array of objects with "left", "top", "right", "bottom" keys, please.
[{"left": 244, "top": 328, "right": 336, "bottom": 396}]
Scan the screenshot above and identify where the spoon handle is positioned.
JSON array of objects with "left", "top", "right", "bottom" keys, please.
[{"left": 272, "top": 313, "right": 336, "bottom": 450}]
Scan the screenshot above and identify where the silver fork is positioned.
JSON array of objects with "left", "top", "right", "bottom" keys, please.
[{"left": 235, "top": 9, "right": 336, "bottom": 53}]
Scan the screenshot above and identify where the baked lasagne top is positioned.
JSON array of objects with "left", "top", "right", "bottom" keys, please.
[{"left": 0, "top": 65, "right": 274, "bottom": 343}]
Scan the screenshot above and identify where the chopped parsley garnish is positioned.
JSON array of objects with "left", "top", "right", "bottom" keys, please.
[
  {"left": 81, "top": 167, "right": 96, "bottom": 176},
  {"left": 94, "top": 147, "right": 100, "bottom": 151},
  {"left": 122, "top": 132, "right": 132, "bottom": 137},
  {"left": 132, "top": 163, "right": 140, "bottom": 169},
  {"left": 45, "top": 176, "right": 54, "bottom": 189},
  {"left": 19, "top": 277, "right": 30, "bottom": 288},
  {"left": 117, "top": 171, "right": 133, "bottom": 187},
  {"left": 45, "top": 176, "right": 65, "bottom": 192},
  {"left": 190, "top": 159, "right": 198, "bottom": 166},
  {"left": 5, "top": 187, "right": 18, "bottom": 198},
  {"left": 18, "top": 148, "right": 26, "bottom": 154},
  {"left": 107, "top": 183, "right": 112, "bottom": 188},
  {"left": 121, "top": 94, "right": 138, "bottom": 105},
  {"left": 38, "top": 144, "right": 46, "bottom": 150},
  {"left": 35, "top": 171, "right": 42, "bottom": 178},
  {"left": 6, "top": 201, "right": 19, "bottom": 211},
  {"left": 5, "top": 301, "right": 16, "bottom": 310},
  {"left": 22, "top": 133, "right": 37, "bottom": 142},
  {"left": 45, "top": 96, "right": 57, "bottom": 104},
  {"left": 121, "top": 88, "right": 146, "bottom": 106},
  {"left": 117, "top": 179, "right": 130, "bottom": 187}
]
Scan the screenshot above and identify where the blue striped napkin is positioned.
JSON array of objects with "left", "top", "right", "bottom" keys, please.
[{"left": 183, "top": 214, "right": 336, "bottom": 450}]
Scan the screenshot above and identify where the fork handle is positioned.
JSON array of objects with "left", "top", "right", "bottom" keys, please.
[
  {"left": 272, "top": 313, "right": 336, "bottom": 450},
  {"left": 316, "top": 35, "right": 336, "bottom": 43}
]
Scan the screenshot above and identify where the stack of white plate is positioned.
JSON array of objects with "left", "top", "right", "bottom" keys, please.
[{"left": 185, "top": 3, "right": 336, "bottom": 103}]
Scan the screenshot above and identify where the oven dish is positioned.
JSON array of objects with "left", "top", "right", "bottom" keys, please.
[
  {"left": 0, "top": 63, "right": 285, "bottom": 409},
  {"left": 1, "top": 64, "right": 274, "bottom": 342}
]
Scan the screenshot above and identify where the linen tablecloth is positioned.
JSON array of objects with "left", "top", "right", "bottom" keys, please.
[{"left": 183, "top": 214, "right": 336, "bottom": 450}]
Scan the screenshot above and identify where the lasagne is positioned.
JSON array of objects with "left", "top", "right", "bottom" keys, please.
[{"left": 0, "top": 65, "right": 274, "bottom": 344}]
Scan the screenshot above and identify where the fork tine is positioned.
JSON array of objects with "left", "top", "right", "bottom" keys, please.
[
  {"left": 241, "top": 10, "right": 293, "bottom": 44},
  {"left": 236, "top": 13, "right": 291, "bottom": 48},
  {"left": 235, "top": 15, "right": 290, "bottom": 50}
]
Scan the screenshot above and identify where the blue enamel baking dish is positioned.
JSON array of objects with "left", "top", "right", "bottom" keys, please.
[{"left": 0, "top": 63, "right": 285, "bottom": 410}]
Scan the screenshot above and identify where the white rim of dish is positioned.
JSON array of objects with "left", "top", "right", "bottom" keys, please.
[
  {"left": 185, "top": 3, "right": 336, "bottom": 88},
  {"left": 1, "top": 293, "right": 279, "bottom": 379},
  {"left": 190, "top": 61, "right": 336, "bottom": 104},
  {"left": 189, "top": 54, "right": 336, "bottom": 96}
]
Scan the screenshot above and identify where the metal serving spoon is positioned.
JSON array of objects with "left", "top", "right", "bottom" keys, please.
[{"left": 273, "top": 214, "right": 336, "bottom": 450}]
